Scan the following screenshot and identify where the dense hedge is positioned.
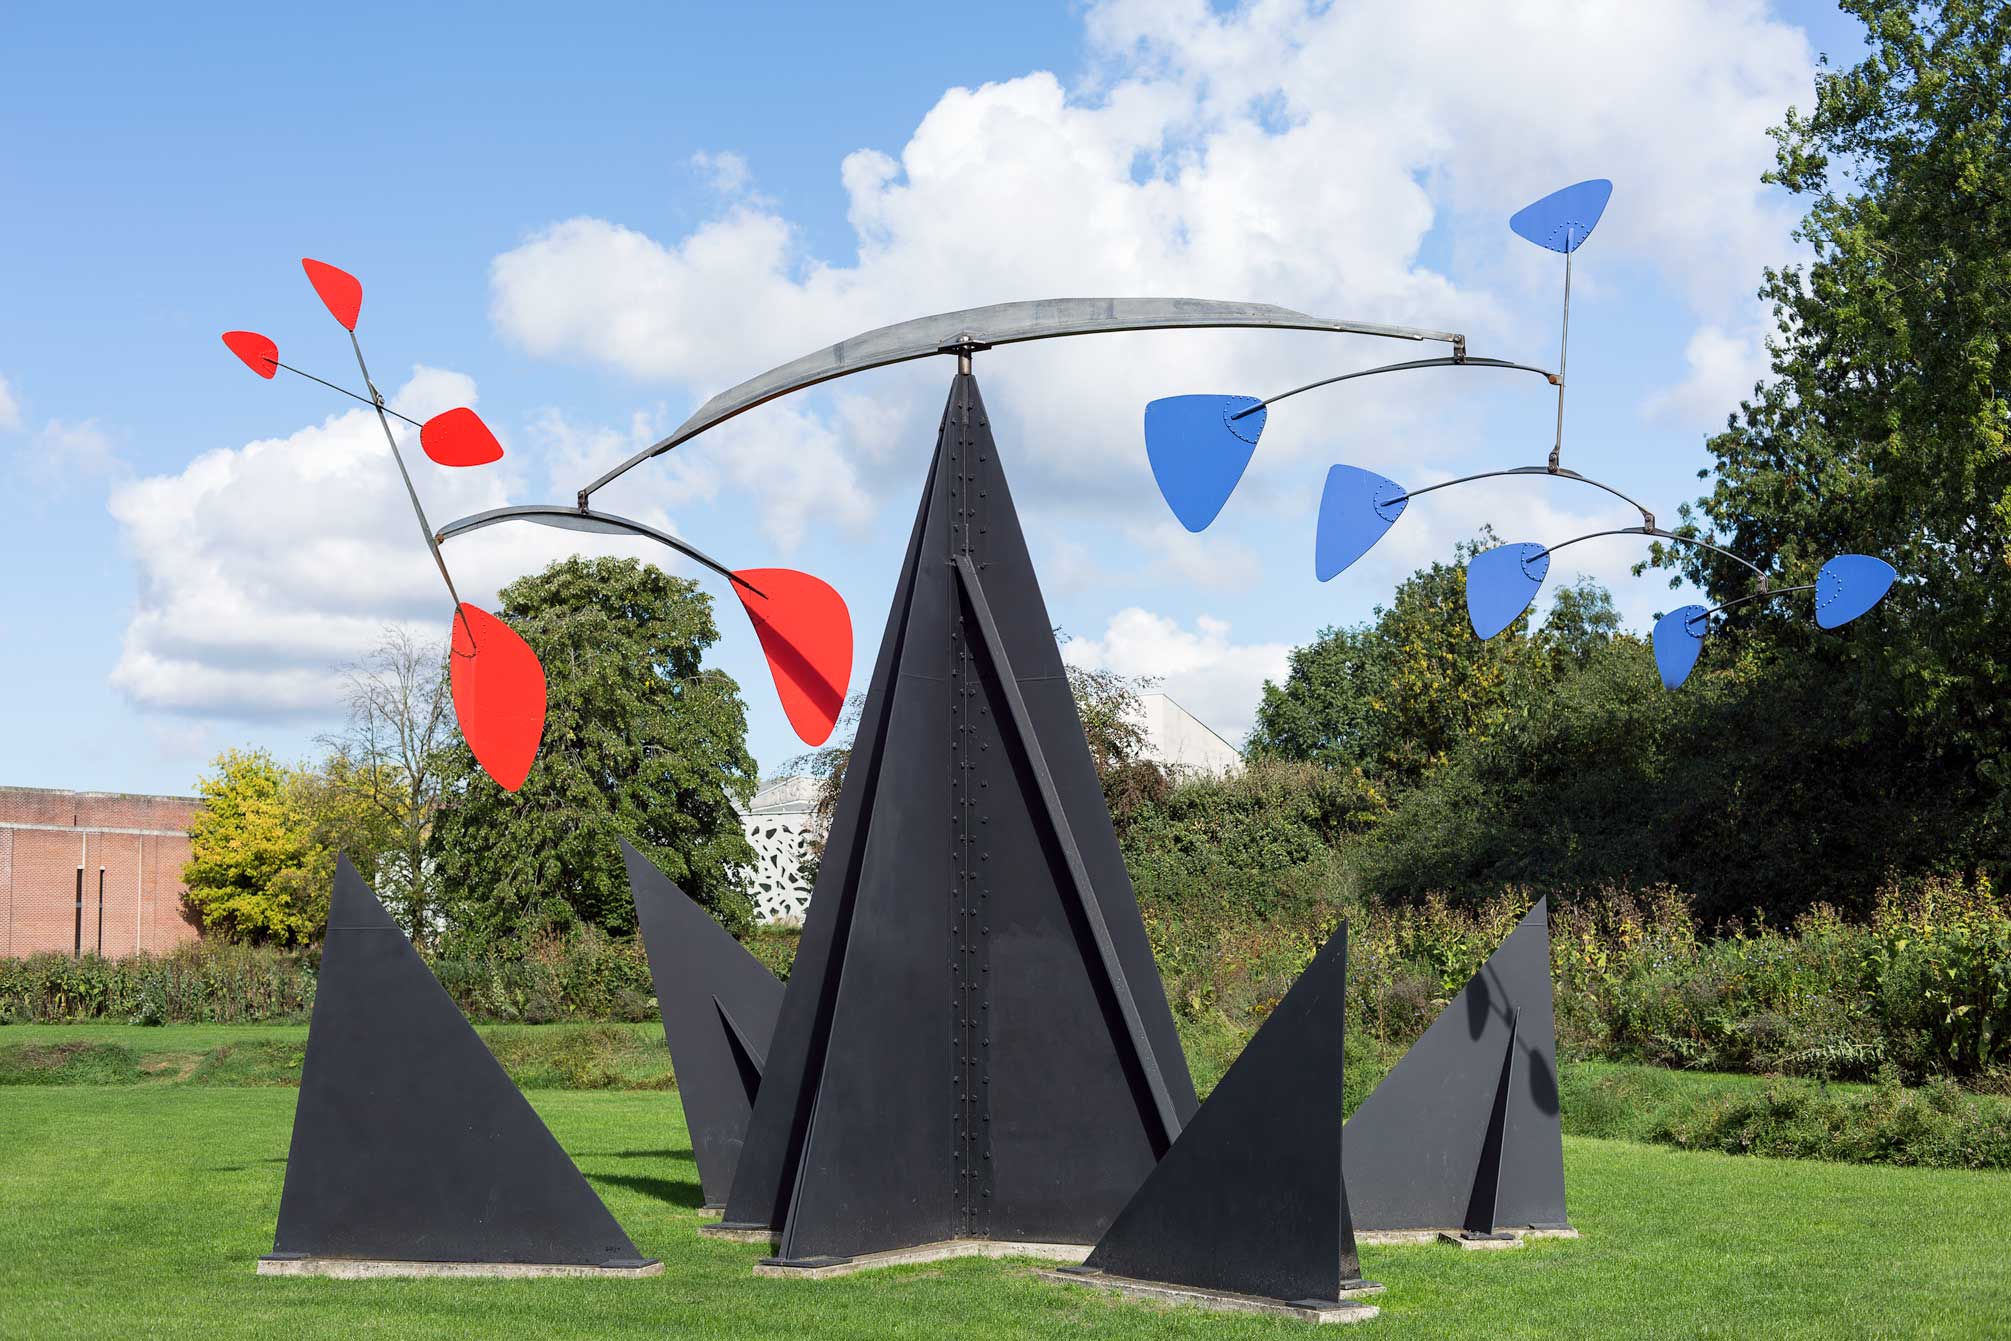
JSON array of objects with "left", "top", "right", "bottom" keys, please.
[{"left": 0, "top": 921, "right": 807, "bottom": 1028}]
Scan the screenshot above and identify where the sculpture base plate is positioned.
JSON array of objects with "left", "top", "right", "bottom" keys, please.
[
  {"left": 698, "top": 1222, "right": 782, "bottom": 1246},
  {"left": 256, "top": 1253, "right": 661, "bottom": 1279},
  {"left": 1041, "top": 1268, "right": 1382, "bottom": 1324},
  {"left": 755, "top": 1239, "right": 1088, "bottom": 1279}
]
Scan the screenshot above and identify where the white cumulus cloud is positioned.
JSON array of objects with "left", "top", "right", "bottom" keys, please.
[
  {"left": 1063, "top": 607, "right": 1292, "bottom": 746},
  {"left": 106, "top": 368, "right": 677, "bottom": 719}
]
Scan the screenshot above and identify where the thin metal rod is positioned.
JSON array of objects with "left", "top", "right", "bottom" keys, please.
[
  {"left": 1692, "top": 582, "right": 1816, "bottom": 626},
  {"left": 273, "top": 360, "right": 424, "bottom": 429},
  {"left": 433, "top": 504, "right": 763, "bottom": 598},
  {"left": 1539, "top": 526, "right": 1768, "bottom": 578},
  {"left": 1550, "top": 234, "right": 1573, "bottom": 470},
  {"left": 1397, "top": 464, "right": 1655, "bottom": 527},
  {"left": 953, "top": 553, "right": 1184, "bottom": 1151},
  {"left": 1231, "top": 355, "right": 1557, "bottom": 418},
  {"left": 345, "top": 329, "right": 473, "bottom": 647}
]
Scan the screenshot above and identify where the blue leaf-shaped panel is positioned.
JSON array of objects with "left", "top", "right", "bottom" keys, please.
[
  {"left": 1144, "top": 394, "right": 1265, "bottom": 532},
  {"left": 1314, "top": 465, "right": 1408, "bottom": 581},
  {"left": 1509, "top": 180, "right": 1613, "bottom": 254},
  {"left": 1815, "top": 554, "right": 1896, "bottom": 629},
  {"left": 1466, "top": 543, "right": 1550, "bottom": 640},
  {"left": 1653, "top": 605, "right": 1709, "bottom": 689}
]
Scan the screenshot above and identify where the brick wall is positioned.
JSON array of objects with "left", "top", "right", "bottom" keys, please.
[{"left": 0, "top": 787, "right": 203, "bottom": 958}]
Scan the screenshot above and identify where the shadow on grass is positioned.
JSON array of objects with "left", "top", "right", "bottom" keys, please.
[
  {"left": 577, "top": 1148, "right": 698, "bottom": 1165},
  {"left": 594, "top": 1171, "right": 707, "bottom": 1209}
]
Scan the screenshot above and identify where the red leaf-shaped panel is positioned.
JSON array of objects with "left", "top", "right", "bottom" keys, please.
[
  {"left": 420, "top": 407, "right": 505, "bottom": 467},
  {"left": 449, "top": 603, "right": 547, "bottom": 792},
  {"left": 301, "top": 258, "right": 363, "bottom": 331},
  {"left": 734, "top": 569, "right": 852, "bottom": 746},
  {"left": 221, "top": 330, "right": 278, "bottom": 379}
]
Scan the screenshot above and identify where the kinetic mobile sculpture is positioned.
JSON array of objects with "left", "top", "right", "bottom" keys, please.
[
  {"left": 1141, "top": 180, "right": 1898, "bottom": 684},
  {"left": 434, "top": 298, "right": 1542, "bottom": 1273},
  {"left": 220, "top": 261, "right": 856, "bottom": 793}
]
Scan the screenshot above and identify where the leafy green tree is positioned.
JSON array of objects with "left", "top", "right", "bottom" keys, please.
[
  {"left": 182, "top": 750, "right": 325, "bottom": 944},
  {"left": 1539, "top": 577, "right": 1621, "bottom": 666},
  {"left": 1662, "top": 0, "right": 2010, "bottom": 865},
  {"left": 430, "top": 557, "right": 760, "bottom": 948},
  {"left": 1249, "top": 535, "right": 1564, "bottom": 787}
]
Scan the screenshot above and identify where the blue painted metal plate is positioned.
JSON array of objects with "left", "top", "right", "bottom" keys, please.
[
  {"left": 1652, "top": 605, "right": 1709, "bottom": 689},
  {"left": 1314, "top": 465, "right": 1408, "bottom": 580},
  {"left": 1509, "top": 180, "right": 1612, "bottom": 254},
  {"left": 1815, "top": 554, "right": 1896, "bottom": 629},
  {"left": 1465, "top": 543, "right": 1550, "bottom": 639},
  {"left": 1144, "top": 395, "right": 1265, "bottom": 532}
]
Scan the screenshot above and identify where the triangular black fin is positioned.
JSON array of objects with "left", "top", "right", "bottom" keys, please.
[
  {"left": 725, "top": 371, "right": 1197, "bottom": 1263},
  {"left": 1343, "top": 898, "right": 1568, "bottom": 1231},
  {"left": 1082, "top": 925, "right": 1363, "bottom": 1304},
  {"left": 272, "top": 855, "right": 645, "bottom": 1265},
  {"left": 622, "top": 839, "right": 784, "bottom": 1209}
]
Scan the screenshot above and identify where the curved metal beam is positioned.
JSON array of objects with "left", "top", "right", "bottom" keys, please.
[
  {"left": 576, "top": 297, "right": 1467, "bottom": 504},
  {"left": 1539, "top": 526, "right": 1768, "bottom": 578},
  {"left": 1234, "top": 355, "right": 1557, "bottom": 418},
  {"left": 436, "top": 504, "right": 760, "bottom": 596},
  {"left": 1398, "top": 465, "right": 1657, "bottom": 528}
]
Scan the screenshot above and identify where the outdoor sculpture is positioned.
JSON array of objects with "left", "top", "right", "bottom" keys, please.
[
  {"left": 717, "top": 367, "right": 1198, "bottom": 1268},
  {"left": 433, "top": 297, "right": 1554, "bottom": 1281},
  {"left": 1050, "top": 926, "right": 1381, "bottom": 1322},
  {"left": 220, "top": 261, "right": 857, "bottom": 793},
  {"left": 621, "top": 839, "right": 783, "bottom": 1209},
  {"left": 1342, "top": 900, "right": 1570, "bottom": 1240},
  {"left": 262, "top": 856, "right": 655, "bottom": 1276},
  {"left": 1140, "top": 180, "right": 1898, "bottom": 684}
]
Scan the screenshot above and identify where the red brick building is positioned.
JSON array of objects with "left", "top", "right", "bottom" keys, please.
[{"left": 0, "top": 787, "right": 202, "bottom": 957}]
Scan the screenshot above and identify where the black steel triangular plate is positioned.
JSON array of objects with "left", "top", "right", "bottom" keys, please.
[
  {"left": 723, "top": 371, "right": 1197, "bottom": 1263},
  {"left": 1343, "top": 898, "right": 1568, "bottom": 1232},
  {"left": 622, "top": 839, "right": 784, "bottom": 1208},
  {"left": 271, "top": 855, "right": 644, "bottom": 1265},
  {"left": 1083, "top": 925, "right": 1364, "bottom": 1304}
]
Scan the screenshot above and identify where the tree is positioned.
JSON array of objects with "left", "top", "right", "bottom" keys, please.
[
  {"left": 182, "top": 749, "right": 325, "bottom": 944},
  {"left": 1064, "top": 660, "right": 1172, "bottom": 824},
  {"left": 1662, "top": 0, "right": 2011, "bottom": 868},
  {"left": 429, "top": 557, "right": 760, "bottom": 948},
  {"left": 318, "top": 627, "right": 455, "bottom": 942},
  {"left": 1249, "top": 535, "right": 1566, "bottom": 787}
]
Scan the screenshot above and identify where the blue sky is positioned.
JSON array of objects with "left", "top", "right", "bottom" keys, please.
[{"left": 1, "top": 1, "right": 1868, "bottom": 796}]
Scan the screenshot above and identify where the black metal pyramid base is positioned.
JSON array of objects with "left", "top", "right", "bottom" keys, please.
[
  {"left": 1343, "top": 897, "right": 1570, "bottom": 1234},
  {"left": 267, "top": 855, "right": 650, "bottom": 1269},
  {"left": 1074, "top": 925, "right": 1377, "bottom": 1307},
  {"left": 719, "top": 370, "right": 1198, "bottom": 1266},
  {"left": 622, "top": 839, "right": 784, "bottom": 1209}
]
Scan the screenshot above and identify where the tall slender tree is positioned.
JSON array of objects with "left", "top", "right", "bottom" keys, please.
[{"left": 318, "top": 626, "right": 454, "bottom": 942}]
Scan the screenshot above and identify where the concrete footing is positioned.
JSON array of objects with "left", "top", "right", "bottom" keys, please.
[
  {"left": 1041, "top": 1268, "right": 1382, "bottom": 1324},
  {"left": 755, "top": 1239, "right": 1089, "bottom": 1279},
  {"left": 1438, "top": 1232, "right": 1522, "bottom": 1251},
  {"left": 1355, "top": 1226, "right": 1579, "bottom": 1248},
  {"left": 698, "top": 1222, "right": 780, "bottom": 1246},
  {"left": 255, "top": 1254, "right": 662, "bottom": 1280}
]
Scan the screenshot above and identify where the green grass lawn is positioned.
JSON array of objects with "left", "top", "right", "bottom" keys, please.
[{"left": 1, "top": 1083, "right": 2005, "bottom": 1339}]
